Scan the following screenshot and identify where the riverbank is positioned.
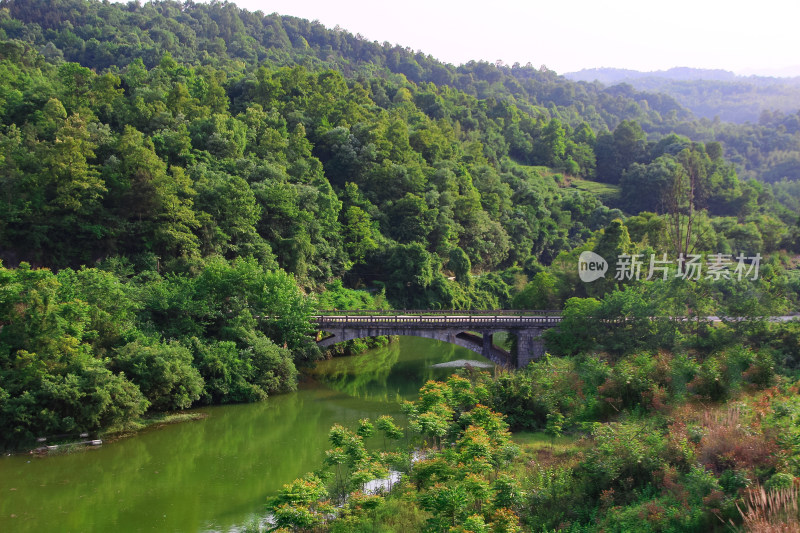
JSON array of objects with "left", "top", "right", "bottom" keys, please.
[
  {"left": 100, "top": 412, "right": 209, "bottom": 444},
  {"left": 14, "top": 335, "right": 412, "bottom": 456},
  {"left": 18, "top": 412, "right": 210, "bottom": 456}
]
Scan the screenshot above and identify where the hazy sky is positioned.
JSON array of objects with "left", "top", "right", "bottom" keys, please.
[{"left": 217, "top": 0, "right": 800, "bottom": 76}]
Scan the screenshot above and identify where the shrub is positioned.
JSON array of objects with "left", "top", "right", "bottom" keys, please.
[
  {"left": 599, "top": 494, "right": 707, "bottom": 533},
  {"left": 765, "top": 473, "right": 795, "bottom": 491},
  {"left": 582, "top": 421, "right": 667, "bottom": 494},
  {"left": 697, "top": 408, "right": 777, "bottom": 474}
]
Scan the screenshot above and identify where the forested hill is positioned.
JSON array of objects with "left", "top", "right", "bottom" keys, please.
[
  {"left": 567, "top": 67, "right": 800, "bottom": 124},
  {"left": 0, "top": 0, "right": 694, "bottom": 133},
  {"left": 0, "top": 0, "right": 797, "bottom": 285},
  {"left": 4, "top": 0, "right": 800, "bottom": 183}
]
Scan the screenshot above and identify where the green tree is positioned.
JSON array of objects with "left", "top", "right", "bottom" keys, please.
[
  {"left": 342, "top": 206, "right": 378, "bottom": 264},
  {"left": 448, "top": 247, "right": 472, "bottom": 285},
  {"left": 620, "top": 156, "right": 680, "bottom": 214},
  {"left": 512, "top": 272, "right": 562, "bottom": 309},
  {"left": 545, "top": 411, "right": 565, "bottom": 449},
  {"left": 534, "top": 119, "right": 566, "bottom": 168},
  {"left": 46, "top": 113, "right": 105, "bottom": 215},
  {"left": 0, "top": 264, "right": 149, "bottom": 448},
  {"left": 544, "top": 297, "right": 602, "bottom": 355},
  {"left": 193, "top": 167, "right": 273, "bottom": 262},
  {"left": 589, "top": 219, "right": 633, "bottom": 297},
  {"left": 112, "top": 339, "right": 204, "bottom": 411},
  {"left": 270, "top": 474, "right": 332, "bottom": 531}
]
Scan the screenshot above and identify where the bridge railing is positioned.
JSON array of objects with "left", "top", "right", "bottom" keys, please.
[
  {"left": 313, "top": 314, "right": 562, "bottom": 328},
  {"left": 315, "top": 309, "right": 562, "bottom": 317}
]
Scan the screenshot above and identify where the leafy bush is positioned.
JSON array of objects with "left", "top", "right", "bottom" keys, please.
[{"left": 582, "top": 421, "right": 667, "bottom": 493}]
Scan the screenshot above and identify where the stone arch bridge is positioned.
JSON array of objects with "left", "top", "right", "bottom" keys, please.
[{"left": 314, "top": 311, "right": 562, "bottom": 368}]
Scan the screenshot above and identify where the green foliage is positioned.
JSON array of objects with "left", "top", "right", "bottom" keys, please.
[
  {"left": 269, "top": 474, "right": 332, "bottom": 531},
  {"left": 191, "top": 339, "right": 268, "bottom": 403},
  {"left": 0, "top": 256, "right": 313, "bottom": 449},
  {"left": 255, "top": 348, "right": 797, "bottom": 533},
  {"left": 544, "top": 297, "right": 602, "bottom": 356},
  {"left": 0, "top": 0, "right": 793, "bottom": 322},
  {"left": 545, "top": 411, "right": 565, "bottom": 445},
  {"left": 0, "top": 263, "right": 150, "bottom": 448},
  {"left": 308, "top": 377, "right": 525, "bottom": 531},
  {"left": 512, "top": 272, "right": 563, "bottom": 309},
  {"left": 112, "top": 339, "right": 203, "bottom": 411},
  {"left": 137, "top": 256, "right": 315, "bottom": 351},
  {"left": 582, "top": 421, "right": 666, "bottom": 493},
  {"left": 448, "top": 247, "right": 472, "bottom": 285},
  {"left": 316, "top": 280, "right": 388, "bottom": 311}
]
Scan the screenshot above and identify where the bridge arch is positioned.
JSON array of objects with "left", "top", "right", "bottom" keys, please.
[{"left": 318, "top": 328, "right": 513, "bottom": 366}]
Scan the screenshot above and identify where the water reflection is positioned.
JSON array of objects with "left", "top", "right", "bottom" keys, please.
[{"left": 312, "top": 336, "right": 489, "bottom": 402}]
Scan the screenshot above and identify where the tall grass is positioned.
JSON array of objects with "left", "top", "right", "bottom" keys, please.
[{"left": 736, "top": 484, "right": 800, "bottom": 532}]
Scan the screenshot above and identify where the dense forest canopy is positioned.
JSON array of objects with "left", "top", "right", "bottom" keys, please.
[
  {"left": 3, "top": 0, "right": 800, "bottom": 182},
  {"left": 0, "top": 0, "right": 797, "bottom": 278}
]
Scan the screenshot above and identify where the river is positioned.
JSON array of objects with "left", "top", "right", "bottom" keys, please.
[{"left": 0, "top": 337, "right": 491, "bottom": 532}]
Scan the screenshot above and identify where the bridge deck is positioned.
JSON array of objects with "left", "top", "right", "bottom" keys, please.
[
  {"left": 315, "top": 309, "right": 561, "bottom": 316},
  {"left": 313, "top": 312, "right": 562, "bottom": 329}
]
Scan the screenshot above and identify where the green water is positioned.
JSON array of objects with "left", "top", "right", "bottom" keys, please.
[{"left": 0, "top": 337, "right": 489, "bottom": 532}]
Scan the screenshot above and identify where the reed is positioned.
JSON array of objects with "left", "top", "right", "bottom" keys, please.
[{"left": 735, "top": 484, "right": 800, "bottom": 532}]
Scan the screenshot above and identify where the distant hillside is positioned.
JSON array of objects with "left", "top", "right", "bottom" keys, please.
[
  {"left": 566, "top": 68, "right": 800, "bottom": 123},
  {"left": 566, "top": 67, "right": 740, "bottom": 84}
]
